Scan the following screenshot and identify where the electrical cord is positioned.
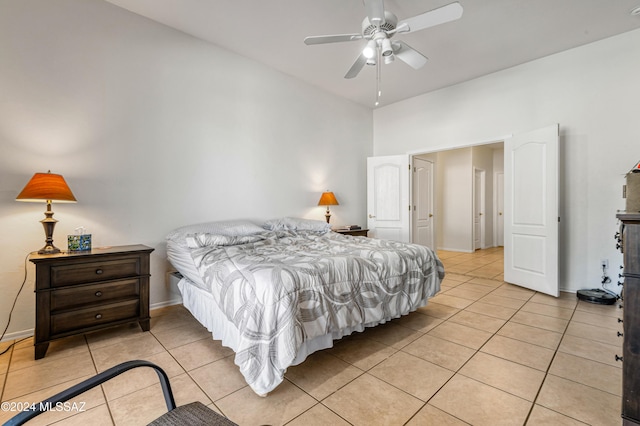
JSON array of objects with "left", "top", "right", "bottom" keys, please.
[
  {"left": 600, "top": 264, "right": 619, "bottom": 299},
  {"left": 0, "top": 252, "right": 34, "bottom": 356}
]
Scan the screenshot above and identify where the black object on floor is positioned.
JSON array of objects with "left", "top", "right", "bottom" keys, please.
[{"left": 576, "top": 288, "right": 617, "bottom": 305}]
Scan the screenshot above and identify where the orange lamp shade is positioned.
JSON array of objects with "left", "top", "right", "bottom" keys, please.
[
  {"left": 16, "top": 172, "right": 77, "bottom": 203},
  {"left": 317, "top": 191, "right": 339, "bottom": 206}
]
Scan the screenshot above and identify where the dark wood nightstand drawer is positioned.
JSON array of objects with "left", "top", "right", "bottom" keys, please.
[
  {"left": 50, "top": 258, "right": 141, "bottom": 287},
  {"left": 51, "top": 299, "right": 140, "bottom": 336},
  {"left": 51, "top": 279, "right": 140, "bottom": 311}
]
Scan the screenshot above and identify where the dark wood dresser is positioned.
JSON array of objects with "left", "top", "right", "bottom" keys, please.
[
  {"left": 617, "top": 213, "right": 640, "bottom": 426},
  {"left": 29, "top": 244, "right": 154, "bottom": 359}
]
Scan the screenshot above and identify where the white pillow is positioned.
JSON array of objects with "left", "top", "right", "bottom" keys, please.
[
  {"left": 262, "top": 217, "right": 287, "bottom": 231},
  {"left": 185, "top": 233, "right": 264, "bottom": 248},
  {"left": 285, "top": 217, "right": 331, "bottom": 232},
  {"left": 166, "top": 220, "right": 264, "bottom": 248},
  {"left": 263, "top": 217, "right": 331, "bottom": 233}
]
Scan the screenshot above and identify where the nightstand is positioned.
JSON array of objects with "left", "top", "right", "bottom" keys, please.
[
  {"left": 29, "top": 244, "right": 154, "bottom": 359},
  {"left": 334, "top": 228, "right": 369, "bottom": 237}
]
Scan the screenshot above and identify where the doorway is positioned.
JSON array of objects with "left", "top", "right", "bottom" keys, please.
[
  {"left": 374, "top": 126, "right": 559, "bottom": 296},
  {"left": 411, "top": 143, "right": 504, "bottom": 253}
]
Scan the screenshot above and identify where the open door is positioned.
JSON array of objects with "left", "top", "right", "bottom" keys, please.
[
  {"left": 412, "top": 157, "right": 435, "bottom": 248},
  {"left": 367, "top": 155, "right": 410, "bottom": 242},
  {"left": 504, "top": 124, "right": 559, "bottom": 296},
  {"left": 473, "top": 168, "right": 486, "bottom": 250}
]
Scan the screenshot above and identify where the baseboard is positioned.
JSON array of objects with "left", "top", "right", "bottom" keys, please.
[
  {"left": 151, "top": 298, "right": 183, "bottom": 311},
  {"left": 1, "top": 300, "right": 185, "bottom": 344},
  {"left": 437, "top": 247, "right": 474, "bottom": 253},
  {"left": 1, "top": 328, "right": 33, "bottom": 343}
]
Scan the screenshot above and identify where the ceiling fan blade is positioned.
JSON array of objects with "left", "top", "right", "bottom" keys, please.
[
  {"left": 394, "top": 41, "right": 428, "bottom": 69},
  {"left": 304, "top": 34, "right": 363, "bottom": 45},
  {"left": 344, "top": 54, "right": 368, "bottom": 79},
  {"left": 397, "top": 2, "right": 463, "bottom": 33},
  {"left": 364, "top": 0, "right": 386, "bottom": 26}
]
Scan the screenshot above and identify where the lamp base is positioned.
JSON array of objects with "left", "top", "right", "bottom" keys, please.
[
  {"left": 39, "top": 203, "right": 61, "bottom": 255},
  {"left": 38, "top": 244, "right": 61, "bottom": 255}
]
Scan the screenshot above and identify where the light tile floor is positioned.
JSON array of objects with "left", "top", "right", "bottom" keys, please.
[{"left": 0, "top": 247, "right": 624, "bottom": 425}]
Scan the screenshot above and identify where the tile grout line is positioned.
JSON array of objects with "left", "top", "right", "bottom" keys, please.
[
  {"left": 85, "top": 333, "right": 117, "bottom": 426},
  {"left": 401, "top": 266, "right": 531, "bottom": 425},
  {"left": 0, "top": 342, "right": 14, "bottom": 403},
  {"left": 523, "top": 296, "right": 581, "bottom": 425},
  {"left": 148, "top": 323, "right": 241, "bottom": 421}
]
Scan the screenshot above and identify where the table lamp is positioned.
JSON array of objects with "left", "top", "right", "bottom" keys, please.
[
  {"left": 318, "top": 191, "right": 339, "bottom": 223},
  {"left": 16, "top": 171, "right": 77, "bottom": 254}
]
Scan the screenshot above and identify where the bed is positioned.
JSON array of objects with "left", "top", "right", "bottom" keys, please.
[{"left": 166, "top": 218, "right": 444, "bottom": 396}]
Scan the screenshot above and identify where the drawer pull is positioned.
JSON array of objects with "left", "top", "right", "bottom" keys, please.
[
  {"left": 95, "top": 269, "right": 103, "bottom": 275},
  {"left": 95, "top": 313, "right": 102, "bottom": 320},
  {"left": 618, "top": 331, "right": 623, "bottom": 337},
  {"left": 95, "top": 291, "right": 103, "bottom": 297},
  {"left": 615, "top": 355, "right": 623, "bottom": 362},
  {"left": 619, "top": 318, "right": 623, "bottom": 323}
]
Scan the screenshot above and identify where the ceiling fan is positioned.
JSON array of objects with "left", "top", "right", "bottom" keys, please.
[{"left": 304, "top": 0, "right": 463, "bottom": 105}]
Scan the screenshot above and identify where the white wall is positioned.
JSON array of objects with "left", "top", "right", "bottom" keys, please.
[
  {"left": 374, "top": 28, "right": 640, "bottom": 293},
  {"left": 0, "top": 0, "right": 372, "bottom": 338},
  {"left": 438, "top": 148, "right": 473, "bottom": 252}
]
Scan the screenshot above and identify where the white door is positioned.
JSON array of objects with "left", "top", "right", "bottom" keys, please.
[
  {"left": 495, "top": 172, "right": 504, "bottom": 246},
  {"left": 367, "top": 155, "right": 410, "bottom": 242},
  {"left": 473, "top": 169, "right": 486, "bottom": 250},
  {"left": 504, "top": 124, "right": 559, "bottom": 296},
  {"left": 412, "top": 158, "right": 435, "bottom": 248}
]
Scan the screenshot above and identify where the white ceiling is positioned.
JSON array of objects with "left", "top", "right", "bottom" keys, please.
[{"left": 104, "top": 0, "right": 640, "bottom": 108}]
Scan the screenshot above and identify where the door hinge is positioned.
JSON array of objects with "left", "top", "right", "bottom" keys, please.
[{"left": 408, "top": 164, "right": 411, "bottom": 170}]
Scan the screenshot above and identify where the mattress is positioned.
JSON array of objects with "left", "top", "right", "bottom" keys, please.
[
  {"left": 175, "top": 227, "right": 443, "bottom": 395},
  {"left": 166, "top": 239, "right": 207, "bottom": 290}
]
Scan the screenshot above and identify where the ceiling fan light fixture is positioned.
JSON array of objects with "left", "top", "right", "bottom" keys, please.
[
  {"left": 366, "top": 57, "right": 377, "bottom": 66},
  {"left": 363, "top": 39, "right": 377, "bottom": 58},
  {"left": 381, "top": 38, "right": 393, "bottom": 56},
  {"left": 384, "top": 53, "right": 394, "bottom": 64}
]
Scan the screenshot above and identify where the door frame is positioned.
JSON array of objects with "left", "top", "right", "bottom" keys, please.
[{"left": 494, "top": 171, "right": 505, "bottom": 247}]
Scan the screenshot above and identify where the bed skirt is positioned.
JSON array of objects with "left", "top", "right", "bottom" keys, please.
[{"left": 177, "top": 277, "right": 430, "bottom": 394}]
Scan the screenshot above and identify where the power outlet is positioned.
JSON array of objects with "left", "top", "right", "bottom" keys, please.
[{"left": 601, "top": 259, "right": 609, "bottom": 269}]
